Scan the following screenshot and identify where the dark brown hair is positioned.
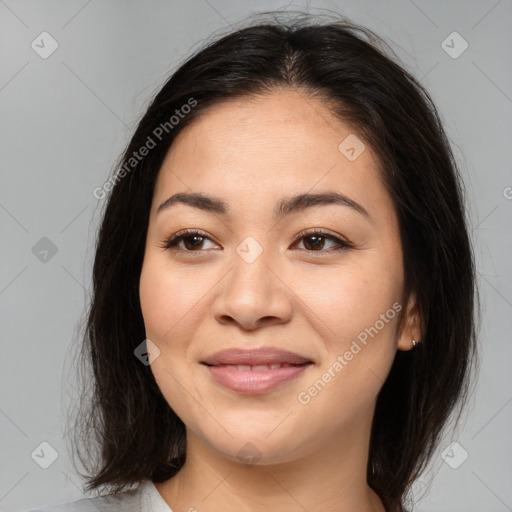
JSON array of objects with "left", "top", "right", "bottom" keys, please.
[{"left": 70, "top": 12, "right": 479, "bottom": 512}]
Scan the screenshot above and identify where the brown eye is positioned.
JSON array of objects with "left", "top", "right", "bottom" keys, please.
[
  {"left": 302, "top": 234, "right": 327, "bottom": 250},
  {"left": 160, "top": 229, "right": 217, "bottom": 252},
  {"left": 181, "top": 234, "right": 206, "bottom": 250},
  {"left": 159, "top": 229, "right": 352, "bottom": 254},
  {"left": 295, "top": 230, "right": 352, "bottom": 252}
]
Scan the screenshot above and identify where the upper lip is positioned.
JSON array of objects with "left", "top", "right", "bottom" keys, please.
[{"left": 201, "top": 347, "right": 313, "bottom": 366}]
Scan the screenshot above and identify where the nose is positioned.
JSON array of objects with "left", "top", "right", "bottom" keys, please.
[{"left": 210, "top": 250, "right": 293, "bottom": 331}]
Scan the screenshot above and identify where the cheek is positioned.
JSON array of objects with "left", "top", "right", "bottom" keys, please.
[
  {"left": 294, "top": 255, "right": 403, "bottom": 341},
  {"left": 139, "top": 257, "right": 206, "bottom": 424},
  {"left": 293, "top": 252, "right": 403, "bottom": 414},
  {"left": 139, "top": 255, "right": 203, "bottom": 340},
  {"left": 294, "top": 266, "right": 401, "bottom": 428}
]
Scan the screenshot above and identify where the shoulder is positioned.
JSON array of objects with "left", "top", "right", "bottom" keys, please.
[{"left": 25, "top": 482, "right": 145, "bottom": 512}]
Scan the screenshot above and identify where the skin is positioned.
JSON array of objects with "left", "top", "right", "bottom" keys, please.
[{"left": 139, "top": 89, "right": 421, "bottom": 512}]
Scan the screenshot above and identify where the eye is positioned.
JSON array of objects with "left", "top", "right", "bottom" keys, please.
[
  {"left": 159, "top": 228, "right": 353, "bottom": 254},
  {"left": 292, "top": 229, "right": 353, "bottom": 253},
  {"left": 158, "top": 229, "right": 218, "bottom": 252}
]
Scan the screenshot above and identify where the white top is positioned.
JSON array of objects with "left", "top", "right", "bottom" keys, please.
[{"left": 26, "top": 480, "right": 173, "bottom": 512}]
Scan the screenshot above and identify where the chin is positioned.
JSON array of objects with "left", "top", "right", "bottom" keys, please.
[{"left": 187, "top": 409, "right": 319, "bottom": 467}]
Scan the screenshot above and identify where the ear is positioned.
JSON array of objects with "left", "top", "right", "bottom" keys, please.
[{"left": 397, "top": 291, "right": 422, "bottom": 351}]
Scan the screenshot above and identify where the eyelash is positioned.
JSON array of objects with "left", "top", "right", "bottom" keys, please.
[{"left": 158, "top": 228, "right": 353, "bottom": 255}]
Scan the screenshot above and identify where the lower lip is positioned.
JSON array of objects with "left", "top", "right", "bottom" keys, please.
[{"left": 205, "top": 364, "right": 311, "bottom": 394}]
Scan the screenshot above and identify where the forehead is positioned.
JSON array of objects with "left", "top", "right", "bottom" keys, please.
[
  {"left": 152, "top": 90, "right": 394, "bottom": 223},
  {"left": 161, "top": 90, "right": 370, "bottom": 174}
]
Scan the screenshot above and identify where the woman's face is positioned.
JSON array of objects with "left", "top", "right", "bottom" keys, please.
[{"left": 139, "top": 89, "right": 418, "bottom": 465}]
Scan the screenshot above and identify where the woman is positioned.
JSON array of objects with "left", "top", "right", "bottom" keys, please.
[{"left": 30, "top": 11, "right": 478, "bottom": 512}]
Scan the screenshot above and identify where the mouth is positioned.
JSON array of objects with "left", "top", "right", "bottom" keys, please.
[
  {"left": 205, "top": 362, "right": 309, "bottom": 371},
  {"left": 201, "top": 346, "right": 313, "bottom": 366},
  {"left": 201, "top": 347, "right": 313, "bottom": 394}
]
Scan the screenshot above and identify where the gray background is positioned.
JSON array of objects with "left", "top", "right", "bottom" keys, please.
[{"left": 1, "top": 1, "right": 511, "bottom": 511}]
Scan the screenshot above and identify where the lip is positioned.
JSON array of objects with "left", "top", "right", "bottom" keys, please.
[
  {"left": 201, "top": 347, "right": 313, "bottom": 394},
  {"left": 202, "top": 347, "right": 312, "bottom": 366}
]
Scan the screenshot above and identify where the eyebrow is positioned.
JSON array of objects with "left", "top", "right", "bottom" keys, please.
[{"left": 156, "top": 191, "right": 372, "bottom": 222}]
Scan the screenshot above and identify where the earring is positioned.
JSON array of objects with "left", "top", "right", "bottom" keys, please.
[{"left": 412, "top": 338, "right": 421, "bottom": 348}]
